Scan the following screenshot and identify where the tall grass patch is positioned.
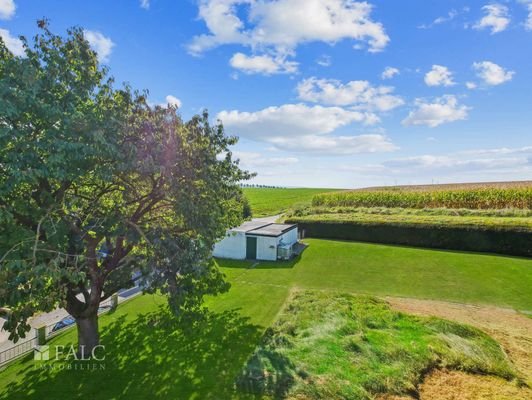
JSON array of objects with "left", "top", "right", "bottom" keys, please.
[{"left": 237, "top": 291, "right": 517, "bottom": 399}]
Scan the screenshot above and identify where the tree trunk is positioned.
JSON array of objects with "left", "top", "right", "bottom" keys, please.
[{"left": 75, "top": 313, "right": 100, "bottom": 359}]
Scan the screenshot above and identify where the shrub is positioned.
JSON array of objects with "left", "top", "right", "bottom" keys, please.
[{"left": 288, "top": 219, "right": 532, "bottom": 257}]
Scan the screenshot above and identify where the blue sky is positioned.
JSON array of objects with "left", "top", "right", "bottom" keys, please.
[{"left": 1, "top": 0, "right": 531, "bottom": 188}]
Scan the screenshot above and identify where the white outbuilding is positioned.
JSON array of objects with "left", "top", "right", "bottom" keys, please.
[{"left": 213, "top": 221, "right": 298, "bottom": 261}]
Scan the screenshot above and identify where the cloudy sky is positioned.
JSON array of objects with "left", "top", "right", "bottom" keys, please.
[{"left": 1, "top": 0, "right": 531, "bottom": 188}]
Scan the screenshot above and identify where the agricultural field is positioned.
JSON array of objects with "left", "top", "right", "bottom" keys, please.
[
  {"left": 353, "top": 180, "right": 532, "bottom": 192},
  {"left": 242, "top": 187, "right": 340, "bottom": 217},
  {"left": 285, "top": 181, "right": 532, "bottom": 256},
  {"left": 1, "top": 239, "right": 531, "bottom": 399},
  {"left": 312, "top": 186, "right": 532, "bottom": 209}
]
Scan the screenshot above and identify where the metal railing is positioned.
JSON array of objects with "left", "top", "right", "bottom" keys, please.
[
  {"left": 0, "top": 289, "right": 140, "bottom": 368},
  {"left": 0, "top": 336, "right": 37, "bottom": 367}
]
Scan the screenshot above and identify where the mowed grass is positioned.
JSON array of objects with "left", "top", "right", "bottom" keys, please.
[
  {"left": 0, "top": 282, "right": 289, "bottom": 400},
  {"left": 1, "top": 239, "right": 531, "bottom": 399},
  {"left": 243, "top": 188, "right": 340, "bottom": 216},
  {"left": 225, "top": 239, "right": 532, "bottom": 311},
  {"left": 237, "top": 291, "right": 516, "bottom": 399}
]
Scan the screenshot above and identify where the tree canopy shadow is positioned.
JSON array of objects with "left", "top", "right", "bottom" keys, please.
[{"left": 1, "top": 307, "right": 267, "bottom": 399}]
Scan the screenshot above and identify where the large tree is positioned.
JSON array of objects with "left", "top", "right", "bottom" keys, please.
[{"left": 0, "top": 22, "right": 250, "bottom": 356}]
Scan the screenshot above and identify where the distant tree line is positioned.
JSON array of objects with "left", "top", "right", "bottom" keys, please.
[{"left": 240, "top": 184, "right": 286, "bottom": 189}]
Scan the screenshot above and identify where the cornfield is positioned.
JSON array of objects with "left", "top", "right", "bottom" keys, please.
[
  {"left": 350, "top": 180, "right": 532, "bottom": 192},
  {"left": 312, "top": 187, "right": 532, "bottom": 210}
]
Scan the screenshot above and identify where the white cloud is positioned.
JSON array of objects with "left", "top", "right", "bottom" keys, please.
[
  {"left": 296, "top": 77, "right": 404, "bottom": 112},
  {"left": 269, "top": 134, "right": 397, "bottom": 155},
  {"left": 229, "top": 52, "right": 298, "bottom": 74},
  {"left": 188, "top": 0, "right": 390, "bottom": 56},
  {"left": 338, "top": 163, "right": 388, "bottom": 173},
  {"left": 432, "top": 9, "right": 459, "bottom": 25},
  {"left": 233, "top": 151, "right": 298, "bottom": 168},
  {"left": 188, "top": 0, "right": 249, "bottom": 54},
  {"left": 381, "top": 66, "right": 399, "bottom": 80},
  {"left": 418, "top": 8, "right": 469, "bottom": 29},
  {"left": 465, "top": 81, "right": 477, "bottom": 90},
  {"left": 0, "top": 0, "right": 15, "bottom": 20},
  {"left": 344, "top": 146, "right": 532, "bottom": 180},
  {"left": 218, "top": 103, "right": 376, "bottom": 140},
  {"left": 165, "top": 95, "right": 182, "bottom": 108},
  {"left": 316, "top": 54, "right": 332, "bottom": 67},
  {"left": 83, "top": 30, "right": 115, "bottom": 63},
  {"left": 0, "top": 28, "right": 24, "bottom": 57},
  {"left": 473, "top": 61, "right": 514, "bottom": 85},
  {"left": 459, "top": 146, "right": 532, "bottom": 156},
  {"left": 424, "top": 65, "right": 455, "bottom": 87},
  {"left": 474, "top": 4, "right": 510, "bottom": 34},
  {"left": 520, "top": 0, "right": 532, "bottom": 30},
  {"left": 140, "top": 0, "right": 150, "bottom": 9},
  {"left": 402, "top": 95, "right": 470, "bottom": 128},
  {"left": 383, "top": 154, "right": 528, "bottom": 171},
  {"left": 217, "top": 102, "right": 397, "bottom": 154}
]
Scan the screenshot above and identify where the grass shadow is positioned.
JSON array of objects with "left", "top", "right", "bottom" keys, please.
[
  {"left": 1, "top": 307, "right": 265, "bottom": 400},
  {"left": 252, "top": 255, "right": 302, "bottom": 270},
  {"left": 217, "top": 255, "right": 303, "bottom": 271}
]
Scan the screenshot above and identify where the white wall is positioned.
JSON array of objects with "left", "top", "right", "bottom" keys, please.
[
  {"left": 214, "top": 226, "right": 298, "bottom": 261},
  {"left": 213, "top": 231, "right": 246, "bottom": 259},
  {"left": 254, "top": 235, "right": 278, "bottom": 261},
  {"left": 278, "top": 227, "right": 298, "bottom": 246}
]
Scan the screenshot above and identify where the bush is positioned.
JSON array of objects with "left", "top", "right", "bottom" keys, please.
[
  {"left": 242, "top": 196, "right": 253, "bottom": 219},
  {"left": 288, "top": 220, "right": 532, "bottom": 257}
]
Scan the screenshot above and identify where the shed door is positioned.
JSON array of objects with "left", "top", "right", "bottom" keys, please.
[{"left": 246, "top": 237, "right": 257, "bottom": 259}]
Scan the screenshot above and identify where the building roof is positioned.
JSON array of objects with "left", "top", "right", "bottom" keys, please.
[
  {"left": 230, "top": 221, "right": 297, "bottom": 237},
  {"left": 246, "top": 223, "right": 297, "bottom": 237},
  {"left": 231, "top": 220, "right": 272, "bottom": 233}
]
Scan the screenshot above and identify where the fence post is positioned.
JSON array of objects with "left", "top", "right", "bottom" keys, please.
[
  {"left": 36, "top": 326, "right": 46, "bottom": 345},
  {"left": 110, "top": 293, "right": 118, "bottom": 310}
]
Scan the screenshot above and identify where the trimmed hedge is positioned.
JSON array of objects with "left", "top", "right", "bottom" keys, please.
[{"left": 288, "top": 220, "right": 532, "bottom": 257}]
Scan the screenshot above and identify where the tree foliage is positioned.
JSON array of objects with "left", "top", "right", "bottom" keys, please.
[{"left": 0, "top": 21, "right": 251, "bottom": 347}]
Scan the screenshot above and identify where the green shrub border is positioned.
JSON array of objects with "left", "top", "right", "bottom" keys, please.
[{"left": 287, "top": 220, "right": 532, "bottom": 257}]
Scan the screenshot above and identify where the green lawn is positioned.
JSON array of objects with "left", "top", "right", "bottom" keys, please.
[
  {"left": 0, "top": 282, "right": 289, "bottom": 400},
  {"left": 1, "top": 239, "right": 531, "bottom": 399},
  {"left": 222, "top": 239, "right": 532, "bottom": 310},
  {"left": 243, "top": 188, "right": 340, "bottom": 217}
]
